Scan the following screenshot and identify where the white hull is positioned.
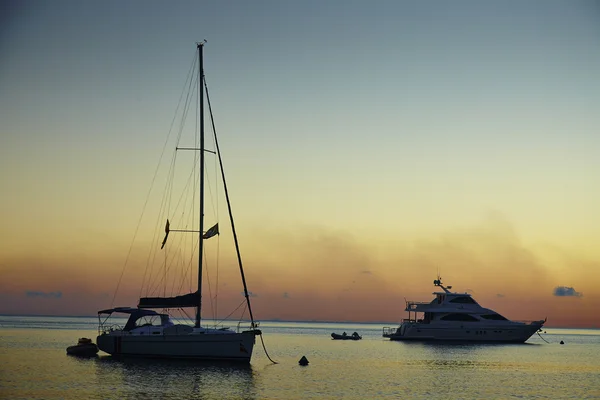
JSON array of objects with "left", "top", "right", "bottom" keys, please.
[
  {"left": 384, "top": 321, "right": 543, "bottom": 343},
  {"left": 97, "top": 331, "right": 256, "bottom": 362}
]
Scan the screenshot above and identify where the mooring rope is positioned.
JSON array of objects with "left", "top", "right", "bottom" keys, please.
[
  {"left": 537, "top": 331, "right": 550, "bottom": 343},
  {"left": 259, "top": 332, "right": 278, "bottom": 364}
]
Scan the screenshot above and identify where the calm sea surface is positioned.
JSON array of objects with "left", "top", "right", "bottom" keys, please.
[{"left": 0, "top": 316, "right": 598, "bottom": 399}]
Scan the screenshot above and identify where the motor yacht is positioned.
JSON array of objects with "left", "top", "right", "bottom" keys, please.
[{"left": 383, "top": 277, "right": 545, "bottom": 342}]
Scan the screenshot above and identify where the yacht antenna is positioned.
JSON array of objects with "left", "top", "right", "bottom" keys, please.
[{"left": 433, "top": 276, "right": 451, "bottom": 294}]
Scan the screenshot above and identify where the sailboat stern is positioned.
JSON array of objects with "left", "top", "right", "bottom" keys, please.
[{"left": 96, "top": 333, "right": 120, "bottom": 356}]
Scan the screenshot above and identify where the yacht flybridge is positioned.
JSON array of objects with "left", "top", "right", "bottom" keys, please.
[{"left": 383, "top": 278, "right": 545, "bottom": 342}]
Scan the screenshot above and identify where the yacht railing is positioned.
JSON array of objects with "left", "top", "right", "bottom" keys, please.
[
  {"left": 98, "top": 323, "right": 123, "bottom": 335},
  {"left": 383, "top": 318, "right": 422, "bottom": 336},
  {"left": 406, "top": 301, "right": 429, "bottom": 306},
  {"left": 382, "top": 327, "right": 397, "bottom": 337},
  {"left": 514, "top": 320, "right": 545, "bottom": 325},
  {"left": 406, "top": 301, "right": 430, "bottom": 310}
]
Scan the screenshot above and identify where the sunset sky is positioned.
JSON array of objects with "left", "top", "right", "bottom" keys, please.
[{"left": 1, "top": 1, "right": 599, "bottom": 328}]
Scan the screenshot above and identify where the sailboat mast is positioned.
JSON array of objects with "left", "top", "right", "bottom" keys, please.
[{"left": 196, "top": 42, "right": 205, "bottom": 328}]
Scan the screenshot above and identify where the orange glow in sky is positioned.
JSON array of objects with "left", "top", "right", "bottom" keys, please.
[{"left": 1, "top": 2, "right": 599, "bottom": 329}]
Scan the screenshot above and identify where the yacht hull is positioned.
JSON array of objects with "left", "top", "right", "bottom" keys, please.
[
  {"left": 96, "top": 331, "right": 256, "bottom": 362},
  {"left": 384, "top": 322, "right": 543, "bottom": 343}
]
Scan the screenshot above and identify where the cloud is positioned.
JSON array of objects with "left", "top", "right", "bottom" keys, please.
[
  {"left": 242, "top": 212, "right": 576, "bottom": 322},
  {"left": 282, "top": 292, "right": 290, "bottom": 299},
  {"left": 25, "top": 291, "right": 62, "bottom": 298},
  {"left": 553, "top": 286, "right": 582, "bottom": 297}
]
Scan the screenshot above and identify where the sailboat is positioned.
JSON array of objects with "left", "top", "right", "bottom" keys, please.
[{"left": 96, "top": 42, "right": 262, "bottom": 362}]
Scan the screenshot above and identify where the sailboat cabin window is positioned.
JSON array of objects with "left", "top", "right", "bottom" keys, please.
[
  {"left": 449, "top": 296, "right": 477, "bottom": 304},
  {"left": 134, "top": 316, "right": 161, "bottom": 328}
]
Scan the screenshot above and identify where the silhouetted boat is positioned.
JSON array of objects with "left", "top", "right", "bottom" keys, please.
[
  {"left": 96, "top": 42, "right": 261, "bottom": 362},
  {"left": 331, "top": 332, "right": 362, "bottom": 340},
  {"left": 383, "top": 276, "right": 545, "bottom": 342}
]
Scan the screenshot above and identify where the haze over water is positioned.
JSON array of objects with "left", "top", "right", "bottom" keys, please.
[{"left": 1, "top": 316, "right": 599, "bottom": 399}]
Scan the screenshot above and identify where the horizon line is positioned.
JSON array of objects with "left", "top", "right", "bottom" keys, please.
[{"left": 0, "top": 313, "right": 597, "bottom": 330}]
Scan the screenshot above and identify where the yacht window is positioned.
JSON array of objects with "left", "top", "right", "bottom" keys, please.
[
  {"left": 440, "top": 313, "right": 479, "bottom": 322},
  {"left": 449, "top": 296, "right": 477, "bottom": 304},
  {"left": 480, "top": 314, "right": 508, "bottom": 321}
]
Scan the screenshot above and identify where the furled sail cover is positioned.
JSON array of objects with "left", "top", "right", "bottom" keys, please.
[{"left": 138, "top": 292, "right": 200, "bottom": 308}]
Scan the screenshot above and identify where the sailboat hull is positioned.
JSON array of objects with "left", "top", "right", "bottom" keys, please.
[{"left": 96, "top": 331, "right": 256, "bottom": 362}]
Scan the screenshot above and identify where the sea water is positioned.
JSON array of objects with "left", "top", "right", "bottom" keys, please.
[{"left": 0, "top": 316, "right": 598, "bottom": 399}]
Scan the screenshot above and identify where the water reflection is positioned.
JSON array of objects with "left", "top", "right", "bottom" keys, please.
[
  {"left": 94, "top": 356, "right": 256, "bottom": 399},
  {"left": 3, "top": 320, "right": 599, "bottom": 399},
  {"left": 397, "top": 341, "right": 538, "bottom": 348},
  {"left": 386, "top": 341, "right": 548, "bottom": 373}
]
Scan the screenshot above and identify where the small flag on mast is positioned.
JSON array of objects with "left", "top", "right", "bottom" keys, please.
[
  {"left": 203, "top": 223, "right": 219, "bottom": 239},
  {"left": 161, "top": 219, "right": 170, "bottom": 249}
]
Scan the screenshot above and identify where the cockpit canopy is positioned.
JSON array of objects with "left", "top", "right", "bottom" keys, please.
[
  {"left": 124, "top": 312, "right": 172, "bottom": 331},
  {"left": 98, "top": 307, "right": 173, "bottom": 331}
]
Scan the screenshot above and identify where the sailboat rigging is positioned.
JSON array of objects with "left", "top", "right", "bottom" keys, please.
[{"left": 96, "top": 42, "right": 265, "bottom": 362}]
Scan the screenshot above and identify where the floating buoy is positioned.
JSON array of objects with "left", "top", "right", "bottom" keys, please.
[
  {"left": 560, "top": 340, "right": 564, "bottom": 345},
  {"left": 298, "top": 356, "right": 309, "bottom": 366}
]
